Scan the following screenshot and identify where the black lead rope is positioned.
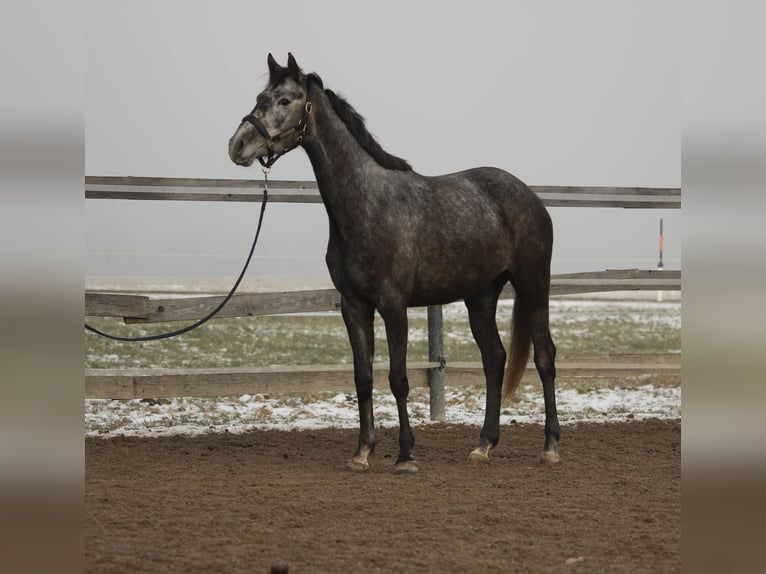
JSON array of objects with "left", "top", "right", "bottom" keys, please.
[{"left": 85, "top": 176, "right": 270, "bottom": 342}]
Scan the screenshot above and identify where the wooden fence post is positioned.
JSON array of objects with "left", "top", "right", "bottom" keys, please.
[{"left": 427, "top": 304, "right": 446, "bottom": 421}]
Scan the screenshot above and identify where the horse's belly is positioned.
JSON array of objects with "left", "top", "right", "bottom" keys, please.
[{"left": 408, "top": 256, "right": 508, "bottom": 306}]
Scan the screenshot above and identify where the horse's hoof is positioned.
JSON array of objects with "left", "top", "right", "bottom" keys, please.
[
  {"left": 346, "top": 459, "right": 369, "bottom": 472},
  {"left": 394, "top": 459, "right": 419, "bottom": 475},
  {"left": 467, "top": 452, "right": 489, "bottom": 465},
  {"left": 468, "top": 444, "right": 492, "bottom": 465},
  {"left": 538, "top": 450, "right": 561, "bottom": 464}
]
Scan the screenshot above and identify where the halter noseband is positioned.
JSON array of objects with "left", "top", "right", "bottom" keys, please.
[{"left": 241, "top": 100, "right": 313, "bottom": 169}]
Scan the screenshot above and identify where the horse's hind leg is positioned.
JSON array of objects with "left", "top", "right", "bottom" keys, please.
[
  {"left": 510, "top": 229, "right": 561, "bottom": 463},
  {"left": 516, "top": 290, "right": 561, "bottom": 463},
  {"left": 465, "top": 281, "right": 507, "bottom": 464},
  {"left": 526, "top": 297, "right": 561, "bottom": 463},
  {"left": 341, "top": 296, "right": 376, "bottom": 471}
]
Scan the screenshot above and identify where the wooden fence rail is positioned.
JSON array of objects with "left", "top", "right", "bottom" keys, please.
[
  {"left": 85, "top": 269, "right": 680, "bottom": 324},
  {"left": 85, "top": 177, "right": 681, "bottom": 414},
  {"left": 85, "top": 354, "right": 681, "bottom": 400},
  {"left": 85, "top": 176, "right": 681, "bottom": 209}
]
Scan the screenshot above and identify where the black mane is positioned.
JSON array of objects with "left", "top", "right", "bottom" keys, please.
[{"left": 306, "top": 73, "right": 412, "bottom": 171}]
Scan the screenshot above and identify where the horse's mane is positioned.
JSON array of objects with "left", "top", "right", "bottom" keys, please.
[{"left": 306, "top": 73, "right": 412, "bottom": 172}]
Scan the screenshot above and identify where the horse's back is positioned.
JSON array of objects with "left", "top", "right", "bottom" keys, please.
[
  {"left": 437, "top": 166, "right": 540, "bottom": 205},
  {"left": 427, "top": 166, "right": 551, "bottom": 236}
]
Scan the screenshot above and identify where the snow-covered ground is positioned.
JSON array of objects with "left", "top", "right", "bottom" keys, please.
[{"left": 85, "top": 379, "right": 680, "bottom": 438}]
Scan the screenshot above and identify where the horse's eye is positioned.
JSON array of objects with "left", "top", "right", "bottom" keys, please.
[{"left": 278, "top": 98, "right": 290, "bottom": 107}]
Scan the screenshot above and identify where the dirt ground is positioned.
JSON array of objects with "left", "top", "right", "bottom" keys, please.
[{"left": 85, "top": 420, "right": 680, "bottom": 573}]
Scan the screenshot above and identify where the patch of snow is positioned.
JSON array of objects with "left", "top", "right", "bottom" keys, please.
[{"left": 85, "top": 382, "right": 680, "bottom": 438}]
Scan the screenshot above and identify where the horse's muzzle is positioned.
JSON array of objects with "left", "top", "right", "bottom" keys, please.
[{"left": 228, "top": 132, "right": 254, "bottom": 166}]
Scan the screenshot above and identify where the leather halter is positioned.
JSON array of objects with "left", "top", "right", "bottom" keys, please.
[{"left": 241, "top": 100, "right": 313, "bottom": 168}]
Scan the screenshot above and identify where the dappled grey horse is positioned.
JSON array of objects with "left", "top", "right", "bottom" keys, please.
[{"left": 229, "top": 53, "right": 560, "bottom": 473}]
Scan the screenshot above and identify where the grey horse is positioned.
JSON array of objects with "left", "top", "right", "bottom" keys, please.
[{"left": 229, "top": 53, "right": 560, "bottom": 473}]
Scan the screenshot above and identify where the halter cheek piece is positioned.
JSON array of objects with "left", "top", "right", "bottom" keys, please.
[{"left": 241, "top": 100, "right": 313, "bottom": 169}]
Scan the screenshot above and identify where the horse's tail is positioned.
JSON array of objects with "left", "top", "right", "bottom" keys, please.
[{"left": 502, "top": 295, "right": 532, "bottom": 405}]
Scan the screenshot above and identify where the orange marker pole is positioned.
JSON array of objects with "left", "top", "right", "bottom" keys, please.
[{"left": 656, "top": 218, "right": 665, "bottom": 301}]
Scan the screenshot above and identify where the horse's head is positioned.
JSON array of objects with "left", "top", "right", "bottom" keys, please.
[{"left": 228, "top": 53, "right": 312, "bottom": 168}]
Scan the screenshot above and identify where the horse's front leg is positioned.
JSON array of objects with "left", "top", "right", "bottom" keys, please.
[
  {"left": 341, "top": 297, "right": 376, "bottom": 471},
  {"left": 381, "top": 306, "right": 418, "bottom": 474}
]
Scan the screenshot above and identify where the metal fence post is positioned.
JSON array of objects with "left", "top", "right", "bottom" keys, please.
[{"left": 427, "top": 304, "right": 445, "bottom": 421}]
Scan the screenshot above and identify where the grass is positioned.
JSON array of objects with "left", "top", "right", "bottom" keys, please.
[{"left": 85, "top": 298, "right": 681, "bottom": 370}]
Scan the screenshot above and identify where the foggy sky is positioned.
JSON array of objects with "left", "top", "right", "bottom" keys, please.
[{"left": 85, "top": 1, "right": 680, "bottom": 282}]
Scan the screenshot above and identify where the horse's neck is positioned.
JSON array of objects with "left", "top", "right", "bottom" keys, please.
[{"left": 301, "top": 91, "right": 381, "bottom": 225}]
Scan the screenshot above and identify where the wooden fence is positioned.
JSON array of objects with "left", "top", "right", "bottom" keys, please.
[
  {"left": 85, "top": 176, "right": 681, "bottom": 208},
  {"left": 85, "top": 177, "right": 681, "bottom": 419}
]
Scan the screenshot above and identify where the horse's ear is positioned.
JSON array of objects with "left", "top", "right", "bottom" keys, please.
[
  {"left": 287, "top": 52, "right": 301, "bottom": 79},
  {"left": 267, "top": 53, "right": 281, "bottom": 77}
]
